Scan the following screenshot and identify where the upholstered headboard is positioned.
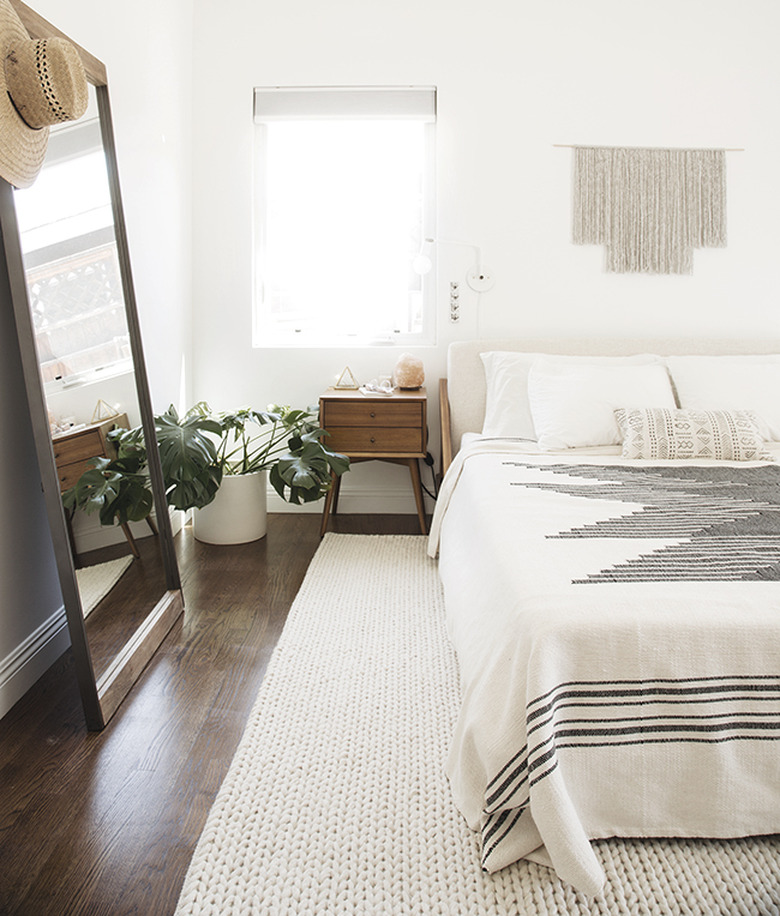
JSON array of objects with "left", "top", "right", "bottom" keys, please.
[{"left": 445, "top": 337, "right": 780, "bottom": 458}]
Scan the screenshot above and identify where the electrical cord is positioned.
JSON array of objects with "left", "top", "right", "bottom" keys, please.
[{"left": 421, "top": 451, "right": 438, "bottom": 501}]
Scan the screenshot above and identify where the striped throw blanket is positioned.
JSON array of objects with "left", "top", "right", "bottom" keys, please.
[{"left": 429, "top": 443, "right": 780, "bottom": 895}]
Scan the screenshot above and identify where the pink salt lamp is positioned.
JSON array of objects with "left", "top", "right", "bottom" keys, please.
[{"left": 393, "top": 353, "right": 425, "bottom": 389}]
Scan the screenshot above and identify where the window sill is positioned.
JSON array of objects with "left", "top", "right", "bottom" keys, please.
[
  {"left": 252, "top": 332, "right": 436, "bottom": 349},
  {"left": 44, "top": 360, "right": 134, "bottom": 395}
]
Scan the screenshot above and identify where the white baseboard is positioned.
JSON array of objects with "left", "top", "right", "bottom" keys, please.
[
  {"left": 72, "top": 487, "right": 428, "bottom": 534},
  {"left": 267, "top": 483, "right": 435, "bottom": 515},
  {"left": 0, "top": 510, "right": 186, "bottom": 719},
  {"left": 0, "top": 605, "right": 69, "bottom": 720},
  {"left": 71, "top": 508, "right": 183, "bottom": 554}
]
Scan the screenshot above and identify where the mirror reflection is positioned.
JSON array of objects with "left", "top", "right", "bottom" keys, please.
[{"left": 13, "top": 83, "right": 171, "bottom": 684}]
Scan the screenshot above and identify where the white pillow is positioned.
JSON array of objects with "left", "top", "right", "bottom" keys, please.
[
  {"left": 667, "top": 356, "right": 780, "bottom": 442},
  {"left": 480, "top": 352, "right": 539, "bottom": 439},
  {"left": 615, "top": 407, "right": 772, "bottom": 461},
  {"left": 480, "top": 351, "right": 663, "bottom": 440},
  {"left": 528, "top": 360, "right": 676, "bottom": 450}
]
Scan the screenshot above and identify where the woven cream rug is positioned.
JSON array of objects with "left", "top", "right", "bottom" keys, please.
[
  {"left": 75, "top": 555, "right": 133, "bottom": 618},
  {"left": 175, "top": 535, "right": 780, "bottom": 915}
]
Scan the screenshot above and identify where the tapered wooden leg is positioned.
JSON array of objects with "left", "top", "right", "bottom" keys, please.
[
  {"left": 331, "top": 473, "right": 342, "bottom": 515},
  {"left": 320, "top": 471, "right": 337, "bottom": 538},
  {"left": 408, "top": 459, "right": 427, "bottom": 534},
  {"left": 120, "top": 522, "right": 140, "bottom": 558}
]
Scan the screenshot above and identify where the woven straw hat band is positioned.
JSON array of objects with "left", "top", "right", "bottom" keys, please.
[{"left": 5, "top": 37, "right": 88, "bottom": 129}]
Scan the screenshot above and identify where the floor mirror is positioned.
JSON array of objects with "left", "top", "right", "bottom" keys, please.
[{"left": 0, "top": 1, "right": 183, "bottom": 730}]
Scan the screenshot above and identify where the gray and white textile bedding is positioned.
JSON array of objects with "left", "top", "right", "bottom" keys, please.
[{"left": 428, "top": 438, "right": 780, "bottom": 896}]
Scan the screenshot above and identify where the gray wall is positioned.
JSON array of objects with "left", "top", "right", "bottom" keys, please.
[{"left": 0, "top": 233, "right": 68, "bottom": 717}]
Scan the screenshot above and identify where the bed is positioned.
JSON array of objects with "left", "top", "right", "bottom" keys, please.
[{"left": 428, "top": 338, "right": 780, "bottom": 896}]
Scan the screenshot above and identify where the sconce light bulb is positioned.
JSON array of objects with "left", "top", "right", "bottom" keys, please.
[{"left": 412, "top": 253, "right": 433, "bottom": 275}]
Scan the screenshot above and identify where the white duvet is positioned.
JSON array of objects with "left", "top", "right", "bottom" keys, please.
[{"left": 428, "top": 438, "right": 780, "bottom": 896}]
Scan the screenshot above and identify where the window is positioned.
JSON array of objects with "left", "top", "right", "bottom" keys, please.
[
  {"left": 253, "top": 87, "right": 436, "bottom": 347},
  {"left": 14, "top": 111, "right": 131, "bottom": 387}
]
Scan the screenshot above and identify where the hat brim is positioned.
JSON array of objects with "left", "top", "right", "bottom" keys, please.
[{"left": 0, "top": 0, "right": 49, "bottom": 189}]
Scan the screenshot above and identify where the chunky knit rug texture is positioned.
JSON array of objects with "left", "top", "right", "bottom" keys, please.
[
  {"left": 75, "top": 555, "right": 133, "bottom": 618},
  {"left": 175, "top": 534, "right": 780, "bottom": 915}
]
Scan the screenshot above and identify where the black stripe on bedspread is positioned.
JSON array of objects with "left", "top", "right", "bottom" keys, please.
[
  {"left": 481, "top": 807, "right": 527, "bottom": 871},
  {"left": 479, "top": 675, "right": 780, "bottom": 871},
  {"left": 505, "top": 462, "right": 780, "bottom": 583}
]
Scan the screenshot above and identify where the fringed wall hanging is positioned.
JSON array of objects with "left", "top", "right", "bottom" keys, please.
[{"left": 571, "top": 146, "right": 727, "bottom": 274}]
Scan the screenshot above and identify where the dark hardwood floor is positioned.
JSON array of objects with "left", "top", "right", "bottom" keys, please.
[{"left": 0, "top": 513, "right": 424, "bottom": 916}]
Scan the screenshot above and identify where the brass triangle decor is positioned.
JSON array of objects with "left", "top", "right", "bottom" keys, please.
[
  {"left": 91, "top": 398, "right": 119, "bottom": 422},
  {"left": 334, "top": 366, "right": 359, "bottom": 389}
]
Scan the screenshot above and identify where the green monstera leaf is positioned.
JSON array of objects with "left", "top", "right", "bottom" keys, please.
[
  {"left": 62, "top": 453, "right": 154, "bottom": 526},
  {"left": 154, "top": 404, "right": 223, "bottom": 510},
  {"left": 270, "top": 431, "right": 349, "bottom": 505}
]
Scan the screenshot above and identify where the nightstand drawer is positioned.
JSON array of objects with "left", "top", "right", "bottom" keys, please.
[
  {"left": 52, "top": 414, "right": 127, "bottom": 494},
  {"left": 57, "top": 460, "right": 96, "bottom": 491},
  {"left": 326, "top": 426, "right": 424, "bottom": 454},
  {"left": 322, "top": 401, "right": 422, "bottom": 428},
  {"left": 52, "top": 429, "right": 104, "bottom": 466}
]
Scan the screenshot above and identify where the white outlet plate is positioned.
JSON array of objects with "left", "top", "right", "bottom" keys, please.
[
  {"left": 449, "top": 280, "right": 460, "bottom": 322},
  {"left": 466, "top": 266, "right": 495, "bottom": 292}
]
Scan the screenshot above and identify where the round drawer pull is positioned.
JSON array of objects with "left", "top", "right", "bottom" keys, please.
[
  {"left": 370, "top": 436, "right": 376, "bottom": 443},
  {"left": 370, "top": 411, "right": 376, "bottom": 418}
]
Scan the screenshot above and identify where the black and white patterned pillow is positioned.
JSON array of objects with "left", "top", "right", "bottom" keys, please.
[{"left": 614, "top": 407, "right": 773, "bottom": 461}]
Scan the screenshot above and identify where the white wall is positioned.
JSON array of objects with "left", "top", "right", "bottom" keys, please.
[
  {"left": 0, "top": 0, "right": 193, "bottom": 717},
  {"left": 191, "top": 0, "right": 780, "bottom": 512}
]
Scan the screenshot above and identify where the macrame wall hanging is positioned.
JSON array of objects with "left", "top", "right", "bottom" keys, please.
[{"left": 571, "top": 146, "right": 727, "bottom": 274}]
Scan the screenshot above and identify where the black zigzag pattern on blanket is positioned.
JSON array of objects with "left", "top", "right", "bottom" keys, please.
[
  {"left": 480, "top": 674, "right": 780, "bottom": 871},
  {"left": 506, "top": 462, "right": 780, "bottom": 582}
]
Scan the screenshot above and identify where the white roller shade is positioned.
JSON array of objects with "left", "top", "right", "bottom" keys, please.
[{"left": 253, "top": 86, "right": 436, "bottom": 123}]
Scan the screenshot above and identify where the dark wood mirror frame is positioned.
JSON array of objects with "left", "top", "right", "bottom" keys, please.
[{"left": 0, "top": 1, "right": 183, "bottom": 730}]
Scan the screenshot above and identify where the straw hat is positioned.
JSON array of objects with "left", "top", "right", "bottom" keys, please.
[{"left": 0, "top": 0, "right": 88, "bottom": 188}]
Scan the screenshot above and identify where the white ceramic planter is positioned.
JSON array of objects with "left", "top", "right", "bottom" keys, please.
[{"left": 192, "top": 470, "right": 267, "bottom": 544}]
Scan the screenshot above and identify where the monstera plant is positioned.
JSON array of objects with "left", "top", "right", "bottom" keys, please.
[
  {"left": 155, "top": 402, "right": 349, "bottom": 506},
  {"left": 63, "top": 402, "right": 349, "bottom": 545},
  {"left": 61, "top": 435, "right": 153, "bottom": 527}
]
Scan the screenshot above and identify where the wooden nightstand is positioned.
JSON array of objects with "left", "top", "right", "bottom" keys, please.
[
  {"left": 319, "top": 388, "right": 428, "bottom": 536},
  {"left": 52, "top": 414, "right": 129, "bottom": 493},
  {"left": 52, "top": 413, "right": 156, "bottom": 559}
]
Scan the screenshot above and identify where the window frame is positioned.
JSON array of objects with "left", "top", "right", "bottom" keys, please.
[
  {"left": 14, "top": 112, "right": 133, "bottom": 391},
  {"left": 252, "top": 86, "right": 437, "bottom": 349}
]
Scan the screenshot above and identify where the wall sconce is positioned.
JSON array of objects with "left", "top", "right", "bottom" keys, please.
[{"left": 412, "top": 237, "right": 495, "bottom": 292}]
